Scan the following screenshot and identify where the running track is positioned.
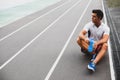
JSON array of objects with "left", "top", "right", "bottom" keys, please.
[{"left": 0, "top": 0, "right": 115, "bottom": 80}]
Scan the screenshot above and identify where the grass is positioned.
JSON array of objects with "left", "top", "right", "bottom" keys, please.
[{"left": 107, "top": 0, "right": 120, "bottom": 7}]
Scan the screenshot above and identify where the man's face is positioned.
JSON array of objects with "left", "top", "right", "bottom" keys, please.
[{"left": 92, "top": 13, "right": 100, "bottom": 24}]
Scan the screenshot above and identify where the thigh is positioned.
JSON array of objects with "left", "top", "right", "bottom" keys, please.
[{"left": 80, "top": 39, "right": 89, "bottom": 50}]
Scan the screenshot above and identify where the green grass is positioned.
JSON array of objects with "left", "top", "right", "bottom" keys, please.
[{"left": 107, "top": 0, "right": 120, "bottom": 7}]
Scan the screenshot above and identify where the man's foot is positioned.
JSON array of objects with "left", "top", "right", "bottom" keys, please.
[{"left": 87, "top": 62, "right": 96, "bottom": 72}]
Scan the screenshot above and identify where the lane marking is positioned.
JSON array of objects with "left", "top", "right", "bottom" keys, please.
[
  {"left": 0, "top": 0, "right": 70, "bottom": 42},
  {"left": 44, "top": 0, "right": 92, "bottom": 80},
  {"left": 0, "top": 0, "right": 80, "bottom": 70},
  {"left": 102, "top": 0, "right": 115, "bottom": 80}
]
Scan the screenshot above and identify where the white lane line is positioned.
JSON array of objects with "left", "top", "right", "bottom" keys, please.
[
  {"left": 44, "top": 0, "right": 92, "bottom": 80},
  {"left": 102, "top": 0, "right": 115, "bottom": 80},
  {"left": 0, "top": 0, "right": 80, "bottom": 70},
  {"left": 0, "top": 0, "right": 70, "bottom": 42}
]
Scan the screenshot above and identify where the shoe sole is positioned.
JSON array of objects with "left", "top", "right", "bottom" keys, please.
[{"left": 87, "top": 65, "right": 95, "bottom": 72}]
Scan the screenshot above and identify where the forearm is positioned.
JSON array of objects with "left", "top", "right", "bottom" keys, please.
[
  {"left": 97, "top": 38, "right": 108, "bottom": 45},
  {"left": 79, "top": 33, "right": 86, "bottom": 40},
  {"left": 79, "top": 30, "right": 87, "bottom": 40},
  {"left": 97, "top": 34, "right": 109, "bottom": 45}
]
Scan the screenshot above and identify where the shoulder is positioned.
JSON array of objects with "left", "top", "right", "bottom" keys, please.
[
  {"left": 83, "top": 22, "right": 93, "bottom": 31},
  {"left": 84, "top": 21, "right": 93, "bottom": 28},
  {"left": 101, "top": 23, "right": 110, "bottom": 30},
  {"left": 101, "top": 23, "right": 110, "bottom": 35},
  {"left": 86, "top": 21, "right": 93, "bottom": 26}
]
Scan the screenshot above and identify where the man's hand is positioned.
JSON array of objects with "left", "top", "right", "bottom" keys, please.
[
  {"left": 84, "top": 38, "right": 89, "bottom": 43},
  {"left": 94, "top": 41, "right": 99, "bottom": 49}
]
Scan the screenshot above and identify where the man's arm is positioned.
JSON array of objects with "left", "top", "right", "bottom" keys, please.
[
  {"left": 79, "top": 30, "right": 88, "bottom": 41},
  {"left": 97, "top": 34, "right": 109, "bottom": 44},
  {"left": 94, "top": 34, "right": 109, "bottom": 48}
]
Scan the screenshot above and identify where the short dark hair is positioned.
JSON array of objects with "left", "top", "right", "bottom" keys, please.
[{"left": 92, "top": 9, "right": 104, "bottom": 20}]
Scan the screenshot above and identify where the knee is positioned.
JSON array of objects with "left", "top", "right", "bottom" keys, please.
[
  {"left": 77, "top": 37, "right": 82, "bottom": 45},
  {"left": 77, "top": 37, "right": 80, "bottom": 44},
  {"left": 102, "top": 43, "right": 108, "bottom": 50}
]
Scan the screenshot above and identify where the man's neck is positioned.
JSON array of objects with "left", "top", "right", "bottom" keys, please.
[{"left": 95, "top": 22, "right": 101, "bottom": 27}]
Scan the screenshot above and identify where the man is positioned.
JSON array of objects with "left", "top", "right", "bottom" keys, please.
[{"left": 77, "top": 9, "right": 110, "bottom": 72}]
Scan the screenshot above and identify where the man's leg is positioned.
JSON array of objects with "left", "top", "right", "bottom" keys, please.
[
  {"left": 77, "top": 37, "right": 89, "bottom": 50},
  {"left": 93, "top": 43, "right": 108, "bottom": 64},
  {"left": 87, "top": 43, "right": 108, "bottom": 72}
]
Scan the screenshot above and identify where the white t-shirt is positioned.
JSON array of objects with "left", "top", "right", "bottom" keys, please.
[{"left": 83, "top": 21, "right": 110, "bottom": 41}]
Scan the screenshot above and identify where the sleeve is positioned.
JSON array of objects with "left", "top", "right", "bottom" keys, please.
[
  {"left": 104, "top": 26, "right": 110, "bottom": 35},
  {"left": 83, "top": 22, "right": 91, "bottom": 32}
]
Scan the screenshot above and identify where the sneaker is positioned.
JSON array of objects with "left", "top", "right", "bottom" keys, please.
[
  {"left": 87, "top": 62, "right": 96, "bottom": 72},
  {"left": 88, "top": 39, "right": 94, "bottom": 52},
  {"left": 91, "top": 54, "right": 96, "bottom": 61}
]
